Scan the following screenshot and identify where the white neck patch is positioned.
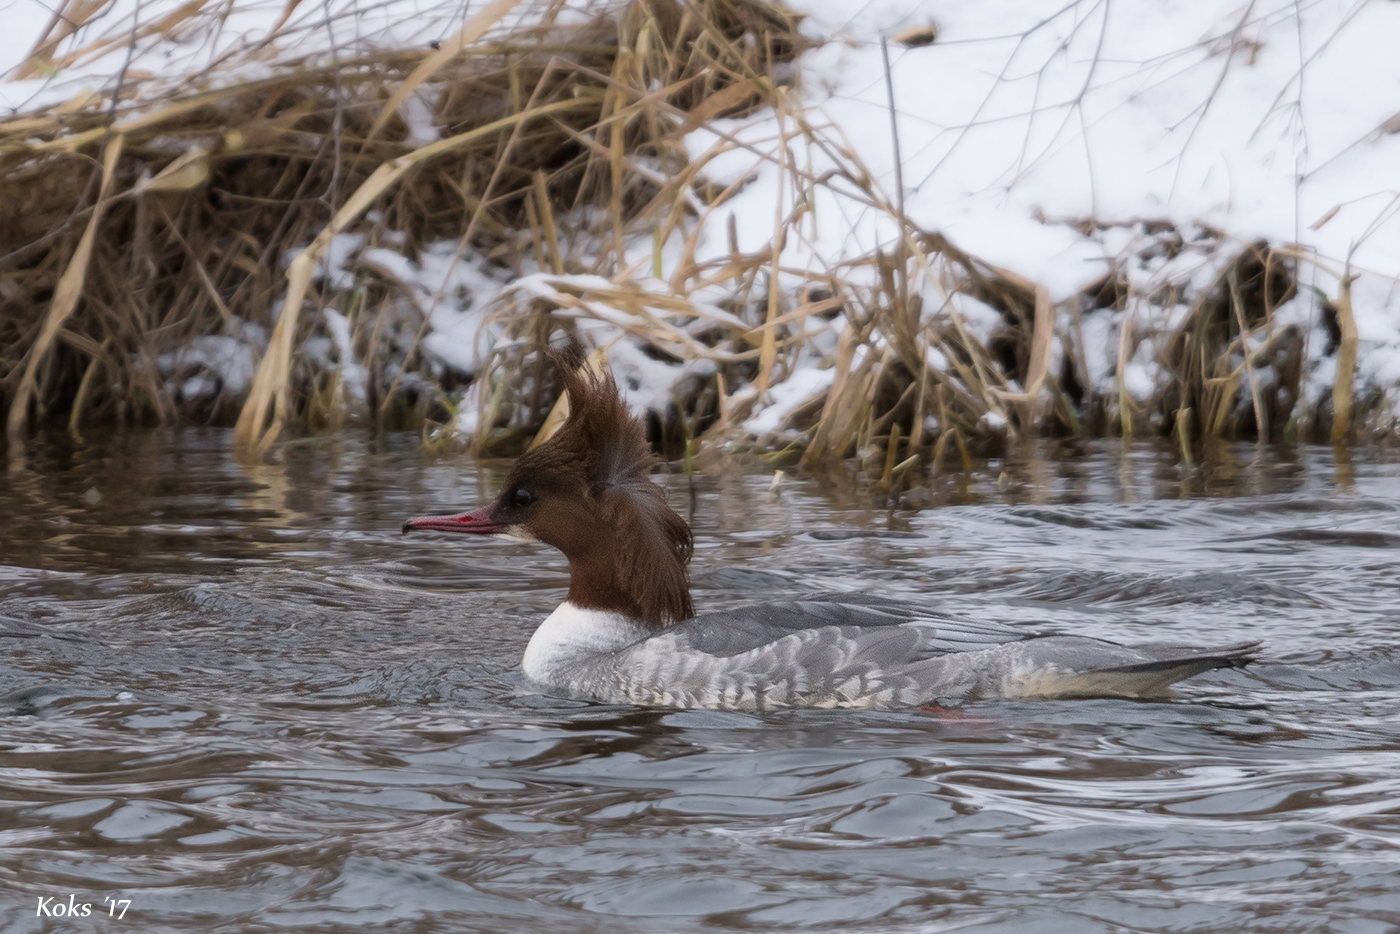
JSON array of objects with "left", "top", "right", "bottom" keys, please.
[{"left": 521, "top": 602, "right": 650, "bottom": 686}]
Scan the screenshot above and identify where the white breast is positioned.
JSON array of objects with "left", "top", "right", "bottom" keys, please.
[{"left": 521, "top": 602, "right": 651, "bottom": 687}]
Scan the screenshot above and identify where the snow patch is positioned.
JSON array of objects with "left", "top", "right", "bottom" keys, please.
[{"left": 744, "top": 366, "right": 836, "bottom": 436}]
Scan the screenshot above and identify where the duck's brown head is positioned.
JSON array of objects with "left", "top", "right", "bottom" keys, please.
[{"left": 403, "top": 355, "right": 693, "bottom": 627}]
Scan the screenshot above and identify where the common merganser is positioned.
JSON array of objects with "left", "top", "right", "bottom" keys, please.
[{"left": 403, "top": 358, "right": 1260, "bottom": 710}]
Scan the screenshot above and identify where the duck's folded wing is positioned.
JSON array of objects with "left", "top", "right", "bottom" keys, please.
[
  {"left": 633, "top": 623, "right": 948, "bottom": 708},
  {"left": 671, "top": 594, "right": 1039, "bottom": 659}
]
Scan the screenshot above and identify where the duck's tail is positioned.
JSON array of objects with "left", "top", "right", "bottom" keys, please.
[
  {"left": 1091, "top": 640, "right": 1262, "bottom": 697},
  {"left": 999, "top": 637, "right": 1263, "bottom": 699}
]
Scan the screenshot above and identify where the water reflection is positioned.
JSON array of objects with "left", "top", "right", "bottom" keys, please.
[{"left": 1, "top": 430, "right": 1398, "bottom": 932}]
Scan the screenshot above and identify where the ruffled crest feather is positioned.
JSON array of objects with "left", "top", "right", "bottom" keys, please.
[{"left": 508, "top": 351, "right": 693, "bottom": 626}]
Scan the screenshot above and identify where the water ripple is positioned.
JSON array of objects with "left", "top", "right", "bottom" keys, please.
[{"left": 1, "top": 434, "right": 1399, "bottom": 931}]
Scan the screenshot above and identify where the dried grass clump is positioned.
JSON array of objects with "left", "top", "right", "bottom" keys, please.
[
  {"left": 1072, "top": 226, "right": 1369, "bottom": 450},
  {"left": 1, "top": 0, "right": 805, "bottom": 450},
  {"left": 1157, "top": 240, "right": 1301, "bottom": 443},
  {"left": 450, "top": 122, "right": 1049, "bottom": 476}
]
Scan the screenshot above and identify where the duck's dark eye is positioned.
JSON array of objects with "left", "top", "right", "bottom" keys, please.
[{"left": 512, "top": 488, "right": 535, "bottom": 508}]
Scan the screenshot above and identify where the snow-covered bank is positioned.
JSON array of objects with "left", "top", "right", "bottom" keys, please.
[
  {"left": 4, "top": 0, "right": 1399, "bottom": 453},
  {"left": 683, "top": 0, "right": 1400, "bottom": 440},
  {"left": 385, "top": 0, "right": 1400, "bottom": 446},
  {"left": 747, "top": 0, "right": 1400, "bottom": 292}
]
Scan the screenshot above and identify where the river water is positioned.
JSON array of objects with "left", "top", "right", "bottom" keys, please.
[{"left": 1, "top": 431, "right": 1398, "bottom": 933}]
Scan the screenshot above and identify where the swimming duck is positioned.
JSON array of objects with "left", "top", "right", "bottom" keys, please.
[{"left": 404, "top": 358, "right": 1259, "bottom": 710}]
